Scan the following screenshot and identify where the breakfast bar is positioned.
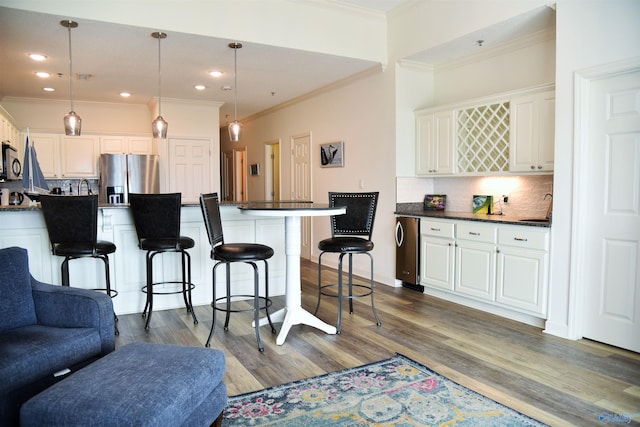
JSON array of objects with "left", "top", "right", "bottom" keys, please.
[{"left": 0, "top": 203, "right": 287, "bottom": 316}]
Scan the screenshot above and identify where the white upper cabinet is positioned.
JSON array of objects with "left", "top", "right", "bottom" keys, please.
[
  {"left": 415, "top": 109, "right": 455, "bottom": 175},
  {"left": 60, "top": 136, "right": 100, "bottom": 178},
  {"left": 456, "top": 100, "right": 511, "bottom": 174},
  {"left": 509, "top": 90, "right": 555, "bottom": 173},
  {"left": 414, "top": 85, "right": 555, "bottom": 177},
  {"left": 27, "top": 133, "right": 99, "bottom": 178},
  {"left": 28, "top": 134, "right": 60, "bottom": 178},
  {"left": 100, "top": 136, "right": 153, "bottom": 154}
]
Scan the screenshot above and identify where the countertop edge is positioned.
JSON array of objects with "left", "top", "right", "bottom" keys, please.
[{"left": 395, "top": 204, "right": 550, "bottom": 228}]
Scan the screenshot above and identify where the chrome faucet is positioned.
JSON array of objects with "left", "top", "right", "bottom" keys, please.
[
  {"left": 78, "top": 179, "right": 93, "bottom": 196},
  {"left": 544, "top": 193, "right": 553, "bottom": 220}
]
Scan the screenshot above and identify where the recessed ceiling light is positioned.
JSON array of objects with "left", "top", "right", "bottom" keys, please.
[
  {"left": 43, "top": 87, "right": 55, "bottom": 92},
  {"left": 35, "top": 71, "right": 51, "bottom": 78},
  {"left": 209, "top": 71, "right": 223, "bottom": 78},
  {"left": 120, "top": 92, "right": 131, "bottom": 97},
  {"left": 29, "top": 53, "right": 47, "bottom": 61},
  {"left": 194, "top": 85, "right": 206, "bottom": 91}
]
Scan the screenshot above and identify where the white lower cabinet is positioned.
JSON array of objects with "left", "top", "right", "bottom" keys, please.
[
  {"left": 496, "top": 226, "right": 549, "bottom": 316},
  {"left": 420, "top": 221, "right": 455, "bottom": 290},
  {"left": 420, "top": 218, "right": 550, "bottom": 325}
]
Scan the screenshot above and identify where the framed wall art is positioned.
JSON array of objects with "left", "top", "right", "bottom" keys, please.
[
  {"left": 320, "top": 141, "right": 344, "bottom": 168},
  {"left": 250, "top": 163, "right": 260, "bottom": 176}
]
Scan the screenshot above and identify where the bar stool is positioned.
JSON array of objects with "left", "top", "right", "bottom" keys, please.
[
  {"left": 128, "top": 193, "right": 198, "bottom": 330},
  {"left": 39, "top": 194, "right": 119, "bottom": 334},
  {"left": 199, "top": 193, "right": 276, "bottom": 351},
  {"left": 314, "top": 191, "right": 381, "bottom": 334}
]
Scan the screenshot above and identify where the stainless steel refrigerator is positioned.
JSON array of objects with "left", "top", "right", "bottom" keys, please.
[
  {"left": 99, "top": 154, "right": 159, "bottom": 204},
  {"left": 395, "top": 216, "right": 423, "bottom": 291}
]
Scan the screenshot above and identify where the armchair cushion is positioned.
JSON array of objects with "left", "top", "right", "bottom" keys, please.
[{"left": 0, "top": 247, "right": 37, "bottom": 332}]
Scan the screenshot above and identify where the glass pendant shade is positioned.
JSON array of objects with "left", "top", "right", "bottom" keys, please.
[
  {"left": 64, "top": 111, "right": 82, "bottom": 136},
  {"left": 152, "top": 115, "right": 168, "bottom": 139},
  {"left": 151, "top": 32, "right": 168, "bottom": 139},
  {"left": 228, "top": 42, "right": 243, "bottom": 142},
  {"left": 228, "top": 120, "right": 242, "bottom": 142},
  {"left": 61, "top": 20, "right": 81, "bottom": 136}
]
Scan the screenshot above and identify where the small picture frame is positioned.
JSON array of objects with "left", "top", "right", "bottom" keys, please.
[
  {"left": 320, "top": 141, "right": 344, "bottom": 168},
  {"left": 250, "top": 163, "right": 260, "bottom": 176}
]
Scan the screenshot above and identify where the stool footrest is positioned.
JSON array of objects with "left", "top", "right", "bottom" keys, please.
[
  {"left": 319, "top": 283, "right": 374, "bottom": 299},
  {"left": 213, "top": 295, "right": 273, "bottom": 313},
  {"left": 142, "top": 281, "right": 196, "bottom": 295}
]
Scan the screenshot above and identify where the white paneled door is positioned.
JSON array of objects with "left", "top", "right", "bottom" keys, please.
[
  {"left": 582, "top": 67, "right": 640, "bottom": 352},
  {"left": 168, "top": 138, "right": 212, "bottom": 204},
  {"left": 291, "top": 133, "right": 312, "bottom": 259}
]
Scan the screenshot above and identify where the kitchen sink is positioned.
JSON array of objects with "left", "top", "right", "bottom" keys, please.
[{"left": 519, "top": 218, "right": 549, "bottom": 223}]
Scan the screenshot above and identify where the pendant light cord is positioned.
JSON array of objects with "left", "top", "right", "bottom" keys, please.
[
  {"left": 233, "top": 46, "right": 238, "bottom": 122},
  {"left": 157, "top": 33, "right": 162, "bottom": 117},
  {"left": 67, "top": 21, "right": 74, "bottom": 112}
]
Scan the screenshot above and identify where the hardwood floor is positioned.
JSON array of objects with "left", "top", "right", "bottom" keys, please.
[{"left": 115, "top": 260, "right": 640, "bottom": 426}]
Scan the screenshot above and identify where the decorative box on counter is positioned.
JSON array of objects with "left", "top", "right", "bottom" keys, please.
[
  {"left": 423, "top": 194, "right": 446, "bottom": 211},
  {"left": 473, "top": 195, "right": 493, "bottom": 214}
]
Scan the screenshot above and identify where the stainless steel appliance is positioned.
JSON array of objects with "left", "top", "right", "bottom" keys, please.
[
  {"left": 395, "top": 216, "right": 423, "bottom": 291},
  {"left": 99, "top": 154, "right": 159, "bottom": 204},
  {"left": 1, "top": 143, "right": 21, "bottom": 181}
]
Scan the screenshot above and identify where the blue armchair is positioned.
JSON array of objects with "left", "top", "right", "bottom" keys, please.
[{"left": 0, "top": 247, "right": 115, "bottom": 426}]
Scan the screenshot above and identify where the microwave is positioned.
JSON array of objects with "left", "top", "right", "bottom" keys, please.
[{"left": 1, "top": 143, "right": 21, "bottom": 181}]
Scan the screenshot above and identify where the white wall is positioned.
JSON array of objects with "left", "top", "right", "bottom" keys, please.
[
  {"left": 222, "top": 67, "right": 399, "bottom": 286},
  {"left": 546, "top": 0, "right": 640, "bottom": 339}
]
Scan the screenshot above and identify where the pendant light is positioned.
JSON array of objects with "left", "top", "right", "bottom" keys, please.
[
  {"left": 61, "top": 20, "right": 81, "bottom": 136},
  {"left": 228, "top": 42, "right": 243, "bottom": 142},
  {"left": 151, "top": 31, "right": 168, "bottom": 139}
]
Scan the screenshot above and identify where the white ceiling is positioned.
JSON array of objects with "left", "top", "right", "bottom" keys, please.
[{"left": 0, "top": 2, "right": 554, "bottom": 129}]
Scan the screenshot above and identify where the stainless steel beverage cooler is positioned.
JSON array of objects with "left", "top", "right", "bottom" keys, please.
[
  {"left": 395, "top": 216, "right": 423, "bottom": 291},
  {"left": 99, "top": 154, "right": 159, "bottom": 204}
]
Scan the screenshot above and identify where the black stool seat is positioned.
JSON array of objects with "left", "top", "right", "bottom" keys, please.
[
  {"left": 200, "top": 193, "right": 276, "bottom": 352},
  {"left": 318, "top": 237, "right": 373, "bottom": 253},
  {"left": 40, "top": 194, "right": 119, "bottom": 334},
  {"left": 315, "top": 192, "right": 381, "bottom": 334},
  {"left": 138, "top": 237, "right": 195, "bottom": 251},
  {"left": 129, "top": 193, "right": 198, "bottom": 330},
  {"left": 213, "top": 244, "right": 274, "bottom": 262},
  {"left": 51, "top": 241, "right": 117, "bottom": 256}
]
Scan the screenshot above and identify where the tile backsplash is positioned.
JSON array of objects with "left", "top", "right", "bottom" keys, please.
[{"left": 396, "top": 175, "right": 553, "bottom": 218}]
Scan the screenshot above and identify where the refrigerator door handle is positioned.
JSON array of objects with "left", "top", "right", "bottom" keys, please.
[{"left": 395, "top": 221, "right": 404, "bottom": 247}]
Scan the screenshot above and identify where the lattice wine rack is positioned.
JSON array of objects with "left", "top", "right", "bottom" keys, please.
[{"left": 457, "top": 101, "right": 510, "bottom": 173}]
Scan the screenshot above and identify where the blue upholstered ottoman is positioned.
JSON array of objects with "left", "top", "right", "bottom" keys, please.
[{"left": 20, "top": 342, "right": 227, "bottom": 427}]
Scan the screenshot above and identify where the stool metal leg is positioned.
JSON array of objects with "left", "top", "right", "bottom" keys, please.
[
  {"left": 367, "top": 252, "right": 381, "bottom": 327},
  {"left": 142, "top": 251, "right": 156, "bottom": 330},
  {"left": 336, "top": 252, "right": 346, "bottom": 334},
  {"left": 61, "top": 257, "right": 71, "bottom": 286},
  {"left": 314, "top": 252, "right": 326, "bottom": 316},
  {"left": 206, "top": 263, "right": 220, "bottom": 348},
  {"left": 263, "top": 260, "right": 276, "bottom": 334}
]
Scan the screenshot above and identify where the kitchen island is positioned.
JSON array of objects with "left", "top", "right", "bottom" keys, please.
[{"left": 0, "top": 203, "right": 286, "bottom": 316}]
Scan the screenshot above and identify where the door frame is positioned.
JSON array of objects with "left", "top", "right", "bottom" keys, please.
[{"left": 570, "top": 56, "right": 640, "bottom": 340}]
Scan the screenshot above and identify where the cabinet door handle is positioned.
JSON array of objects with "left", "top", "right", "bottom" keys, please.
[
  {"left": 530, "top": 165, "right": 535, "bottom": 170},
  {"left": 469, "top": 232, "right": 480, "bottom": 236},
  {"left": 430, "top": 227, "right": 440, "bottom": 231},
  {"left": 514, "top": 237, "right": 528, "bottom": 242},
  {"left": 537, "top": 165, "right": 543, "bottom": 169}
]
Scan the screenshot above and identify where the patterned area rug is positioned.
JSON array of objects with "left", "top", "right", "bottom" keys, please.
[{"left": 223, "top": 353, "right": 547, "bottom": 426}]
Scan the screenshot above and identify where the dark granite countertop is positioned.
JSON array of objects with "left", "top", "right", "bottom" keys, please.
[{"left": 395, "top": 203, "right": 550, "bottom": 228}]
